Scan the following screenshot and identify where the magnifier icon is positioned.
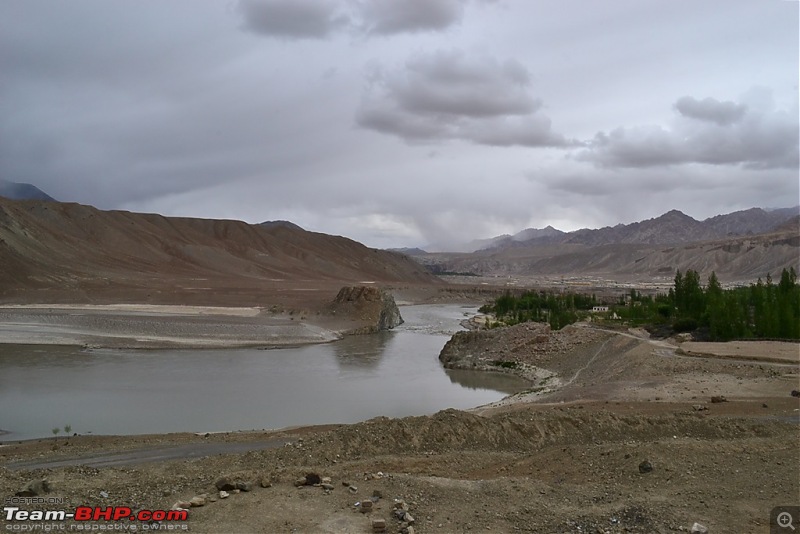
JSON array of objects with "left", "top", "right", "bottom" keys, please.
[{"left": 779, "top": 512, "right": 796, "bottom": 531}]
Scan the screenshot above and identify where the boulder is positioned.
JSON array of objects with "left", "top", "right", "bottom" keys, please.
[
  {"left": 638, "top": 460, "right": 653, "bottom": 474},
  {"left": 214, "top": 477, "right": 236, "bottom": 491},
  {"left": 16, "top": 479, "right": 50, "bottom": 497}
]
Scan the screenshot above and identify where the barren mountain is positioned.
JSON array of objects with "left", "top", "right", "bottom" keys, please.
[
  {"left": 443, "top": 207, "right": 799, "bottom": 253},
  {"left": 0, "top": 198, "right": 438, "bottom": 305},
  {"left": 415, "top": 229, "right": 800, "bottom": 282}
]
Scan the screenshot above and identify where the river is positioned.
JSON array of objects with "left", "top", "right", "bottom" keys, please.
[{"left": 0, "top": 305, "right": 527, "bottom": 441}]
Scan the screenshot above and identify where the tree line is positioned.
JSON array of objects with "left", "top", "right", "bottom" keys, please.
[{"left": 479, "top": 267, "right": 800, "bottom": 341}]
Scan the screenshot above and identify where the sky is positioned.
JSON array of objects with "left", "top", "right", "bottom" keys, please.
[{"left": 1, "top": 0, "right": 798, "bottom": 249}]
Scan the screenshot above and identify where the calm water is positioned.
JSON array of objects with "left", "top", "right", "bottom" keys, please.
[{"left": 0, "top": 305, "right": 528, "bottom": 440}]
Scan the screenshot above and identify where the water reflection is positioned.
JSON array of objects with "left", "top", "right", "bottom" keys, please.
[
  {"left": 331, "top": 331, "right": 393, "bottom": 369},
  {"left": 445, "top": 368, "right": 530, "bottom": 394}
]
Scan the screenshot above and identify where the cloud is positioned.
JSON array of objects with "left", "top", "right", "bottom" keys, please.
[
  {"left": 674, "top": 96, "right": 747, "bottom": 125},
  {"left": 357, "top": 50, "right": 572, "bottom": 147},
  {"left": 359, "top": 0, "right": 464, "bottom": 35},
  {"left": 576, "top": 91, "right": 799, "bottom": 170},
  {"left": 238, "top": 0, "right": 348, "bottom": 39},
  {"left": 237, "top": 0, "right": 497, "bottom": 39}
]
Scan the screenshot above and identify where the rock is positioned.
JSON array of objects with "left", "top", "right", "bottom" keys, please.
[
  {"left": 690, "top": 522, "right": 708, "bottom": 533},
  {"left": 404, "top": 513, "right": 416, "bottom": 525},
  {"left": 331, "top": 286, "right": 403, "bottom": 334},
  {"left": 371, "top": 518, "right": 387, "bottom": 532},
  {"left": 405, "top": 528, "right": 416, "bottom": 534},
  {"left": 372, "top": 489, "right": 383, "bottom": 500},
  {"left": 189, "top": 496, "right": 206, "bottom": 507},
  {"left": 321, "top": 476, "right": 332, "bottom": 484},
  {"left": 692, "top": 404, "right": 708, "bottom": 411},
  {"left": 16, "top": 479, "right": 50, "bottom": 497},
  {"left": 259, "top": 477, "right": 272, "bottom": 488},
  {"left": 360, "top": 500, "right": 373, "bottom": 513},
  {"left": 172, "top": 501, "right": 192, "bottom": 510},
  {"left": 762, "top": 403, "right": 768, "bottom": 408},
  {"left": 236, "top": 481, "right": 253, "bottom": 492},
  {"left": 305, "top": 473, "right": 321, "bottom": 486},
  {"left": 321, "top": 483, "right": 335, "bottom": 491},
  {"left": 348, "top": 485, "right": 358, "bottom": 494},
  {"left": 638, "top": 460, "right": 654, "bottom": 474},
  {"left": 710, "top": 396, "right": 727, "bottom": 403},
  {"left": 219, "top": 490, "right": 230, "bottom": 499},
  {"left": 294, "top": 478, "right": 307, "bottom": 487},
  {"left": 394, "top": 500, "right": 409, "bottom": 511},
  {"left": 215, "top": 477, "right": 236, "bottom": 491},
  {"left": 791, "top": 390, "right": 800, "bottom": 398}
]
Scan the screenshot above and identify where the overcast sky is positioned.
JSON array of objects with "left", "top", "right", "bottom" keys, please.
[{"left": 1, "top": 0, "right": 797, "bottom": 249}]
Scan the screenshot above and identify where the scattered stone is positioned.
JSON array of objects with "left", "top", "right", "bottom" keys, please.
[
  {"left": 791, "top": 390, "right": 800, "bottom": 398},
  {"left": 321, "top": 483, "right": 335, "bottom": 491},
  {"left": 219, "top": 490, "right": 230, "bottom": 499},
  {"left": 348, "top": 485, "right": 358, "bottom": 494},
  {"left": 215, "top": 477, "right": 235, "bottom": 491},
  {"left": 710, "top": 396, "right": 727, "bottom": 403},
  {"left": 394, "top": 500, "right": 409, "bottom": 511},
  {"left": 321, "top": 476, "right": 332, "bottom": 484},
  {"left": 305, "top": 473, "right": 322, "bottom": 485},
  {"left": 236, "top": 481, "right": 253, "bottom": 492},
  {"left": 294, "top": 478, "right": 308, "bottom": 487},
  {"left": 638, "top": 460, "right": 653, "bottom": 474},
  {"left": 371, "top": 518, "right": 387, "bottom": 532},
  {"left": 394, "top": 509, "right": 407, "bottom": 521},
  {"left": 692, "top": 404, "right": 708, "bottom": 411},
  {"left": 259, "top": 478, "right": 272, "bottom": 489},
  {"left": 762, "top": 403, "right": 768, "bottom": 408},
  {"left": 172, "top": 501, "right": 191, "bottom": 510},
  {"left": 405, "top": 527, "right": 416, "bottom": 534},
  {"left": 372, "top": 489, "right": 383, "bottom": 500},
  {"left": 404, "top": 513, "right": 416, "bottom": 525},
  {"left": 342, "top": 480, "right": 351, "bottom": 487},
  {"left": 189, "top": 496, "right": 206, "bottom": 507},
  {"left": 99, "top": 491, "right": 109, "bottom": 498},
  {"left": 360, "top": 500, "right": 373, "bottom": 513},
  {"left": 16, "top": 479, "right": 50, "bottom": 497},
  {"left": 690, "top": 522, "right": 708, "bottom": 533}
]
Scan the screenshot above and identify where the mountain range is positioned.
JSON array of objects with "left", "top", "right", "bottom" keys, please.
[
  {"left": 411, "top": 206, "right": 799, "bottom": 282},
  {"left": 425, "top": 207, "right": 798, "bottom": 253}
]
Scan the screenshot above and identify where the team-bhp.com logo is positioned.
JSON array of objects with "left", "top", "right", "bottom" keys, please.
[{"left": 4, "top": 506, "right": 188, "bottom": 531}]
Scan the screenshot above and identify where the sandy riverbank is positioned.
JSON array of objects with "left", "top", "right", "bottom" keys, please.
[{"left": 0, "top": 304, "right": 355, "bottom": 348}]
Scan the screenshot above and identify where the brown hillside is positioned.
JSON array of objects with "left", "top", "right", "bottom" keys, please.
[{"left": 0, "top": 198, "right": 439, "bottom": 305}]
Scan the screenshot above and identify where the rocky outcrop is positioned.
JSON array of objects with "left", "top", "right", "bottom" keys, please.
[{"left": 330, "top": 286, "right": 403, "bottom": 334}]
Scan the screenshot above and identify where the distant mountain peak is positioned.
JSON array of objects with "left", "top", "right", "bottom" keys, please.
[
  {"left": 258, "top": 220, "right": 304, "bottom": 231},
  {"left": 0, "top": 179, "right": 56, "bottom": 202}
]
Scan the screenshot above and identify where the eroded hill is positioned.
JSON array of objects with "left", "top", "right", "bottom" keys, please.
[{"left": 0, "top": 198, "right": 439, "bottom": 306}]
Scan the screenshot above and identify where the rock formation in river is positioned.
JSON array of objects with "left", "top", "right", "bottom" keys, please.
[{"left": 330, "top": 286, "right": 403, "bottom": 334}]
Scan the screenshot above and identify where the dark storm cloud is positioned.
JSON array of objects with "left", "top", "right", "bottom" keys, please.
[
  {"left": 237, "top": 0, "right": 496, "bottom": 39},
  {"left": 238, "top": 0, "right": 348, "bottom": 39},
  {"left": 576, "top": 92, "right": 798, "bottom": 170},
  {"left": 356, "top": 51, "right": 572, "bottom": 147},
  {"left": 674, "top": 96, "right": 747, "bottom": 125}
]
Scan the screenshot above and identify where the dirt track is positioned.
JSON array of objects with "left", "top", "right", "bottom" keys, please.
[{"left": 1, "top": 325, "right": 798, "bottom": 533}]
